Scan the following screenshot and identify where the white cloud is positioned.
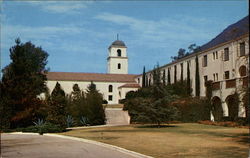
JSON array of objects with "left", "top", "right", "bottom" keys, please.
[
  {"left": 25, "top": 1, "right": 92, "bottom": 13},
  {"left": 95, "top": 13, "right": 218, "bottom": 49}
]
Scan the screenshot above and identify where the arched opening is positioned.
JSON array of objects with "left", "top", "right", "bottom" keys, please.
[
  {"left": 226, "top": 94, "right": 239, "bottom": 121},
  {"left": 108, "top": 85, "right": 113, "bottom": 92},
  {"left": 118, "top": 63, "right": 121, "bottom": 69},
  {"left": 117, "top": 49, "right": 121, "bottom": 57},
  {"left": 239, "top": 65, "right": 247, "bottom": 77},
  {"left": 211, "top": 96, "right": 223, "bottom": 121}
]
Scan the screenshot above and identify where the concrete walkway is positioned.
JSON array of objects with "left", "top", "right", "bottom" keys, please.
[{"left": 1, "top": 133, "right": 152, "bottom": 158}]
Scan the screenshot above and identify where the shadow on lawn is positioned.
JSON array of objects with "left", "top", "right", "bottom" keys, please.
[{"left": 136, "top": 125, "right": 178, "bottom": 128}]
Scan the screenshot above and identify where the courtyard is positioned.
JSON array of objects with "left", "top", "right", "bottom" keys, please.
[{"left": 61, "top": 123, "right": 249, "bottom": 158}]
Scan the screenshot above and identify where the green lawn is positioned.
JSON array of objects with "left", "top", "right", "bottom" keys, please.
[{"left": 61, "top": 123, "right": 249, "bottom": 158}]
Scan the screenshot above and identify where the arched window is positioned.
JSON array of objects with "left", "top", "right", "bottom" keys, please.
[
  {"left": 109, "top": 85, "right": 113, "bottom": 92},
  {"left": 117, "top": 49, "right": 121, "bottom": 57},
  {"left": 239, "top": 65, "right": 247, "bottom": 77},
  {"left": 118, "top": 63, "right": 121, "bottom": 69}
]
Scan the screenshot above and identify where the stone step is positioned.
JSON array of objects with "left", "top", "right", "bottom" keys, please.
[{"left": 105, "top": 108, "right": 130, "bottom": 125}]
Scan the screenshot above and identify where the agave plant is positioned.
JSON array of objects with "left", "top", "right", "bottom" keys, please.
[
  {"left": 80, "top": 116, "right": 89, "bottom": 126},
  {"left": 66, "top": 115, "right": 74, "bottom": 128},
  {"left": 33, "top": 118, "right": 44, "bottom": 126}
]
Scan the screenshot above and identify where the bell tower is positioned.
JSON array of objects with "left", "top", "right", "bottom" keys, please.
[{"left": 107, "top": 37, "right": 128, "bottom": 74}]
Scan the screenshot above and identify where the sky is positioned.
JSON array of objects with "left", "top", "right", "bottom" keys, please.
[{"left": 1, "top": 0, "right": 248, "bottom": 75}]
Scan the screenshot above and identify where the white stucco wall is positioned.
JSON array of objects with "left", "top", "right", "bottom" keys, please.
[
  {"left": 135, "top": 35, "right": 249, "bottom": 118},
  {"left": 46, "top": 80, "right": 136, "bottom": 104}
]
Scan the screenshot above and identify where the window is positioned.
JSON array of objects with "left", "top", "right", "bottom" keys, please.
[
  {"left": 204, "top": 75, "right": 208, "bottom": 85},
  {"left": 224, "top": 71, "right": 230, "bottom": 79},
  {"left": 138, "top": 78, "right": 140, "bottom": 83},
  {"left": 215, "top": 51, "right": 218, "bottom": 59},
  {"left": 224, "top": 47, "right": 229, "bottom": 61},
  {"left": 108, "top": 85, "right": 113, "bottom": 92},
  {"left": 213, "top": 73, "right": 218, "bottom": 81},
  {"left": 203, "top": 55, "right": 207, "bottom": 67},
  {"left": 108, "top": 95, "right": 113, "bottom": 101},
  {"left": 240, "top": 42, "right": 245, "bottom": 56},
  {"left": 118, "top": 63, "right": 121, "bottom": 69},
  {"left": 117, "top": 49, "right": 122, "bottom": 57},
  {"left": 213, "top": 52, "right": 215, "bottom": 60}
]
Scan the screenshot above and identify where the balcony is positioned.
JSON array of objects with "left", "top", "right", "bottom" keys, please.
[
  {"left": 226, "top": 79, "right": 236, "bottom": 88},
  {"left": 243, "top": 76, "right": 248, "bottom": 87},
  {"left": 212, "top": 82, "right": 220, "bottom": 90}
]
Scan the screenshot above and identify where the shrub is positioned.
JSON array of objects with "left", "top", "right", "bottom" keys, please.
[{"left": 172, "top": 97, "right": 210, "bottom": 122}]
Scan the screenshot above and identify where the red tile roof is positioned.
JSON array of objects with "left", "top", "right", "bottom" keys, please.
[
  {"left": 46, "top": 72, "right": 138, "bottom": 83},
  {"left": 118, "top": 83, "right": 141, "bottom": 88}
]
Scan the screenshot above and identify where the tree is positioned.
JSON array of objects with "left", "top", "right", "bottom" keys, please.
[
  {"left": 187, "top": 61, "right": 191, "bottom": 96},
  {"left": 180, "top": 64, "right": 183, "bottom": 83},
  {"left": 171, "top": 48, "right": 186, "bottom": 61},
  {"left": 86, "top": 82, "right": 105, "bottom": 125},
  {"left": 67, "top": 84, "right": 87, "bottom": 125},
  {"left": 47, "top": 82, "right": 67, "bottom": 127},
  {"left": 162, "top": 69, "right": 166, "bottom": 85},
  {"left": 174, "top": 66, "right": 177, "bottom": 83},
  {"left": 0, "top": 38, "right": 49, "bottom": 128},
  {"left": 195, "top": 55, "right": 200, "bottom": 97},
  {"left": 167, "top": 68, "right": 171, "bottom": 85},
  {"left": 142, "top": 66, "right": 146, "bottom": 87}
]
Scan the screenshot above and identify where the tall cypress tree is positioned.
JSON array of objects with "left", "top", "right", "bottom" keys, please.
[
  {"left": 162, "top": 69, "right": 166, "bottom": 85},
  {"left": 174, "top": 65, "right": 177, "bottom": 83},
  {"left": 180, "top": 63, "right": 183, "bottom": 83},
  {"left": 187, "top": 61, "right": 191, "bottom": 96},
  {"left": 142, "top": 66, "right": 146, "bottom": 87},
  {"left": 195, "top": 56, "right": 200, "bottom": 96},
  {"left": 167, "top": 68, "right": 171, "bottom": 85}
]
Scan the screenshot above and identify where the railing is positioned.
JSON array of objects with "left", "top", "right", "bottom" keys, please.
[
  {"left": 226, "top": 79, "right": 236, "bottom": 88},
  {"left": 212, "top": 82, "right": 220, "bottom": 90},
  {"left": 243, "top": 76, "right": 248, "bottom": 87}
]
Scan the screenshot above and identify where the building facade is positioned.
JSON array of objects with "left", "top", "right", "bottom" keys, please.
[
  {"left": 46, "top": 40, "right": 139, "bottom": 104},
  {"left": 135, "top": 16, "right": 249, "bottom": 120}
]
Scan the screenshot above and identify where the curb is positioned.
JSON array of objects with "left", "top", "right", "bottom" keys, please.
[{"left": 45, "top": 134, "right": 153, "bottom": 158}]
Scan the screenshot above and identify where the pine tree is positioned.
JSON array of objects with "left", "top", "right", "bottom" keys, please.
[
  {"left": 67, "top": 84, "right": 87, "bottom": 125},
  {"left": 0, "top": 38, "right": 48, "bottom": 128},
  {"left": 195, "top": 55, "right": 200, "bottom": 96},
  {"left": 86, "top": 82, "right": 105, "bottom": 125},
  {"left": 47, "top": 82, "right": 67, "bottom": 127},
  {"left": 142, "top": 66, "right": 146, "bottom": 87},
  {"left": 187, "top": 61, "right": 191, "bottom": 96}
]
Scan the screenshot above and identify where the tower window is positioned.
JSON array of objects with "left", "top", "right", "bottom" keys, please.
[
  {"left": 118, "top": 63, "right": 121, "bottom": 69},
  {"left": 117, "top": 49, "right": 121, "bottom": 57},
  {"left": 108, "top": 85, "right": 113, "bottom": 92},
  {"left": 108, "top": 95, "right": 113, "bottom": 101}
]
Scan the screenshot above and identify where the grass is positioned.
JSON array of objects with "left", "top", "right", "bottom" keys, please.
[{"left": 60, "top": 123, "right": 249, "bottom": 158}]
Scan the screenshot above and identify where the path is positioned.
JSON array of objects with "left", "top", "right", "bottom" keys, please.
[{"left": 1, "top": 133, "right": 150, "bottom": 158}]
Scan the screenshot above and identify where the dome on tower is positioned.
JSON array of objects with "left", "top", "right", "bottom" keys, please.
[{"left": 110, "top": 40, "right": 126, "bottom": 47}]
